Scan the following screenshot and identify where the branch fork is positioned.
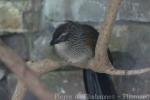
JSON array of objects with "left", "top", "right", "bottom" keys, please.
[{"left": 0, "top": 0, "right": 150, "bottom": 100}]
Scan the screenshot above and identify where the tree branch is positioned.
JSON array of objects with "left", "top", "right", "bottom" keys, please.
[
  {"left": 90, "top": 0, "right": 150, "bottom": 75},
  {"left": 11, "top": 81, "right": 27, "bottom": 100},
  {"left": 0, "top": 40, "right": 57, "bottom": 100},
  {"left": 4, "top": 0, "right": 150, "bottom": 99},
  {"left": 93, "top": 0, "right": 122, "bottom": 69},
  {"left": 11, "top": 59, "right": 62, "bottom": 100}
]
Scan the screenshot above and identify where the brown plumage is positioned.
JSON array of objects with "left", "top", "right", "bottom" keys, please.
[{"left": 50, "top": 21, "right": 98, "bottom": 63}]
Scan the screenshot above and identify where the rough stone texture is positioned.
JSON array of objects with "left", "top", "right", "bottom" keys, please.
[
  {"left": 112, "top": 73, "right": 150, "bottom": 100},
  {"left": 7, "top": 74, "right": 17, "bottom": 99},
  {"left": 42, "top": 0, "right": 150, "bottom": 23},
  {"left": 0, "top": 78, "right": 9, "bottom": 100},
  {"left": 120, "top": 0, "right": 150, "bottom": 22},
  {"left": 111, "top": 51, "right": 150, "bottom": 100},
  {"left": 24, "top": 70, "right": 85, "bottom": 100},
  {"left": 0, "top": 63, "right": 9, "bottom": 81},
  {"left": 0, "top": 0, "right": 28, "bottom": 34},
  {"left": 110, "top": 22, "right": 150, "bottom": 100},
  {"left": 42, "top": 70, "right": 85, "bottom": 100},
  {"left": 1, "top": 34, "right": 29, "bottom": 60},
  {"left": 111, "top": 22, "right": 150, "bottom": 68},
  {"left": 23, "top": 0, "right": 43, "bottom": 32},
  {"left": 41, "top": 0, "right": 107, "bottom": 22}
]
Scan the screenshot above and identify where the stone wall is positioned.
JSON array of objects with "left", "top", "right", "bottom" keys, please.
[{"left": 0, "top": 0, "right": 150, "bottom": 100}]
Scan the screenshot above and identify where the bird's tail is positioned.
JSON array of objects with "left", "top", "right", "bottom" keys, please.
[
  {"left": 83, "top": 50, "right": 117, "bottom": 100},
  {"left": 83, "top": 70, "right": 117, "bottom": 100}
]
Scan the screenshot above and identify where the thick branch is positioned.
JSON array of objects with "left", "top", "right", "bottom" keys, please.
[
  {"left": 89, "top": 64, "right": 150, "bottom": 75},
  {"left": 91, "top": 0, "right": 150, "bottom": 75},
  {"left": 94, "top": 0, "right": 122, "bottom": 68},
  {"left": 0, "top": 40, "right": 56, "bottom": 100},
  {"left": 12, "top": 59, "right": 61, "bottom": 100},
  {"left": 11, "top": 81, "right": 27, "bottom": 100},
  {"left": 10, "top": 0, "right": 150, "bottom": 99}
]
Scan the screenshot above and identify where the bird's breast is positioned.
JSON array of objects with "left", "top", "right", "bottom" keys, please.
[{"left": 54, "top": 42, "right": 92, "bottom": 63}]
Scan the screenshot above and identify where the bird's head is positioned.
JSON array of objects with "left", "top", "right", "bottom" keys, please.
[
  {"left": 50, "top": 21, "right": 99, "bottom": 63},
  {"left": 50, "top": 21, "right": 78, "bottom": 45}
]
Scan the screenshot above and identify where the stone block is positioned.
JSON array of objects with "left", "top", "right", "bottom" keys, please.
[
  {"left": 0, "top": 0, "right": 28, "bottom": 34},
  {"left": 24, "top": 70, "right": 85, "bottom": 100},
  {"left": 42, "top": 0, "right": 150, "bottom": 23},
  {"left": 42, "top": 70, "right": 85, "bottom": 99},
  {"left": 111, "top": 22, "right": 150, "bottom": 68},
  {"left": 1, "top": 34, "right": 29, "bottom": 60}
]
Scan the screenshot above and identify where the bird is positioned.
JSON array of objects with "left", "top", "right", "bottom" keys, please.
[
  {"left": 50, "top": 21, "right": 117, "bottom": 100},
  {"left": 50, "top": 21, "right": 98, "bottom": 64}
]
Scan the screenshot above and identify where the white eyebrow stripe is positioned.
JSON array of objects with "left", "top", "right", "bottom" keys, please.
[
  {"left": 59, "top": 32, "right": 68, "bottom": 37},
  {"left": 61, "top": 32, "right": 68, "bottom": 36}
]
